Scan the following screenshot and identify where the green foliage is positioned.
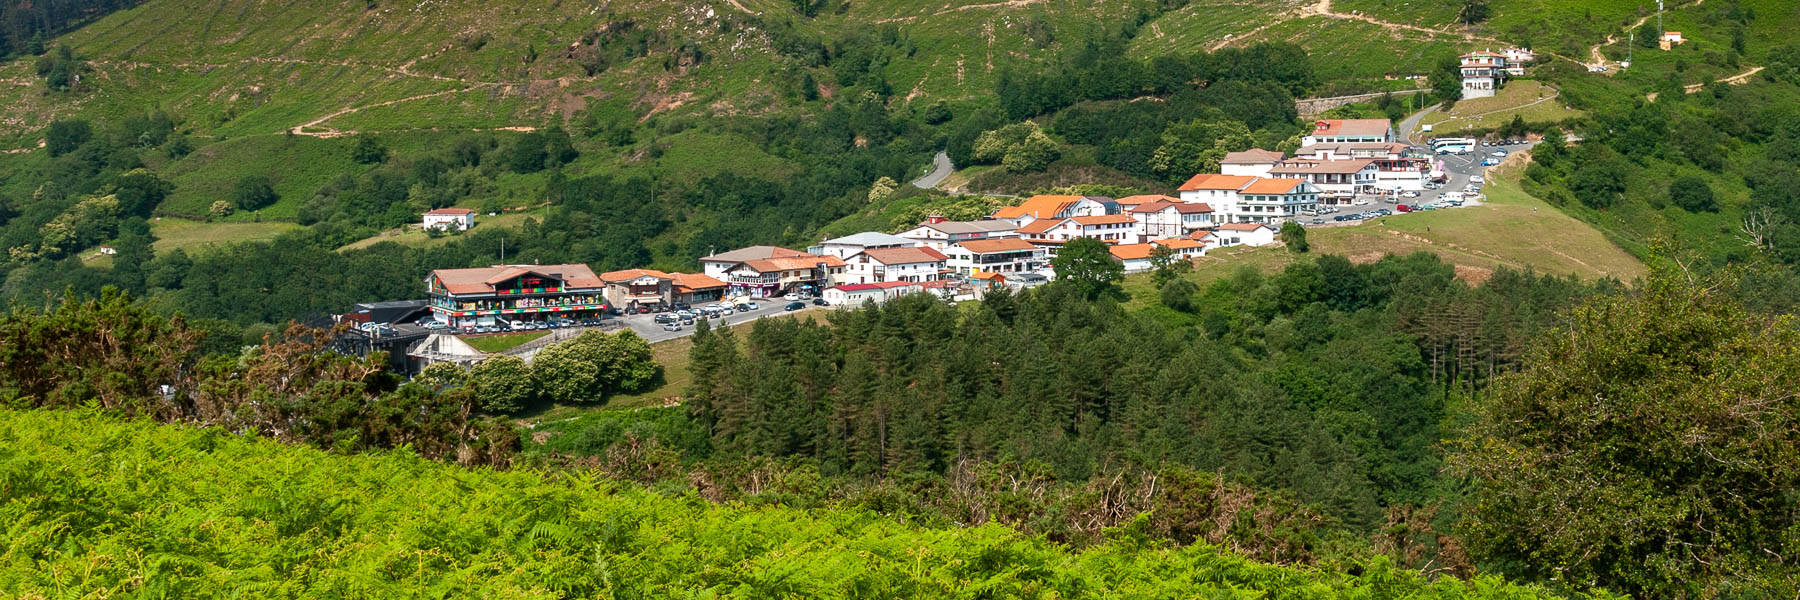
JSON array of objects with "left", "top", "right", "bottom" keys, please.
[
  {"left": 1158, "top": 276, "right": 1198, "bottom": 312},
  {"left": 0, "top": 408, "right": 1603, "bottom": 598},
  {"left": 232, "top": 175, "right": 279, "bottom": 211},
  {"left": 532, "top": 330, "right": 661, "bottom": 405},
  {"left": 1281, "top": 221, "right": 1310, "bottom": 253},
  {"left": 1051, "top": 237, "right": 1124, "bottom": 300},
  {"left": 1668, "top": 175, "right": 1717, "bottom": 213},
  {"left": 350, "top": 134, "right": 387, "bottom": 164},
  {"left": 1148, "top": 243, "right": 1192, "bottom": 287},
  {"left": 973, "top": 121, "right": 1061, "bottom": 173},
  {"left": 44, "top": 119, "right": 91, "bottom": 157},
  {"left": 1431, "top": 55, "right": 1462, "bottom": 104},
  {"left": 470, "top": 355, "right": 535, "bottom": 414},
  {"left": 1451, "top": 266, "right": 1800, "bottom": 598},
  {"left": 32, "top": 45, "right": 88, "bottom": 91}
]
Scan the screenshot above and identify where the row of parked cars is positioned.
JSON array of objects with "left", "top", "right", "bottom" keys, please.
[{"left": 422, "top": 316, "right": 608, "bottom": 335}]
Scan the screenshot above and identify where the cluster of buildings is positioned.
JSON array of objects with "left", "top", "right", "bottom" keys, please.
[
  {"left": 410, "top": 119, "right": 1444, "bottom": 322},
  {"left": 1460, "top": 47, "right": 1535, "bottom": 98}
]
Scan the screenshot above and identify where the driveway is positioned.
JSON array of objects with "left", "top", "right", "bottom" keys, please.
[
  {"left": 1396, "top": 103, "right": 1441, "bottom": 146},
  {"left": 911, "top": 151, "right": 953, "bottom": 189}
]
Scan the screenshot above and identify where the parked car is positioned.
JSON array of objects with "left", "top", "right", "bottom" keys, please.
[
  {"left": 1492, "top": 150, "right": 1507, "bottom": 157},
  {"left": 681, "top": 316, "right": 694, "bottom": 325},
  {"left": 1470, "top": 175, "right": 1485, "bottom": 184},
  {"left": 1481, "top": 158, "right": 1500, "bottom": 166},
  {"left": 662, "top": 322, "right": 682, "bottom": 332},
  {"left": 1402, "top": 190, "right": 1420, "bottom": 198},
  {"left": 654, "top": 313, "right": 676, "bottom": 324},
  {"left": 812, "top": 298, "right": 828, "bottom": 306},
  {"left": 1309, "top": 218, "right": 1325, "bottom": 225},
  {"left": 785, "top": 301, "right": 805, "bottom": 311},
  {"left": 636, "top": 306, "right": 652, "bottom": 314},
  {"left": 743, "top": 301, "right": 759, "bottom": 310},
  {"left": 673, "top": 302, "right": 689, "bottom": 311},
  {"left": 782, "top": 293, "right": 802, "bottom": 301},
  {"left": 1396, "top": 204, "right": 1412, "bottom": 213}
]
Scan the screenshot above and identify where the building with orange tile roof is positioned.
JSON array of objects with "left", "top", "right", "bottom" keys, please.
[
  {"left": 426, "top": 264, "right": 608, "bottom": 327},
  {"left": 990, "top": 194, "right": 1111, "bottom": 225},
  {"left": 945, "top": 237, "right": 1045, "bottom": 276}
]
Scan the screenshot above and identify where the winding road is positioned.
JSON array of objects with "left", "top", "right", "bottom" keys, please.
[{"left": 912, "top": 151, "right": 953, "bottom": 189}]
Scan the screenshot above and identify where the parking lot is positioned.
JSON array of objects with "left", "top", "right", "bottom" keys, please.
[
  {"left": 1306, "top": 140, "right": 1531, "bottom": 228},
  {"left": 619, "top": 298, "right": 824, "bottom": 343}
]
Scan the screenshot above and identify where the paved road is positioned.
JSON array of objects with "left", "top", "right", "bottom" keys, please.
[
  {"left": 912, "top": 151, "right": 953, "bottom": 189},
  {"left": 1396, "top": 103, "right": 1442, "bottom": 146}
]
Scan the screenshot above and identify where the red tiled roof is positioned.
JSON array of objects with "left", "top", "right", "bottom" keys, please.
[
  {"left": 1130, "top": 200, "right": 1176, "bottom": 213},
  {"left": 1241, "top": 178, "right": 1306, "bottom": 194},
  {"left": 1109, "top": 244, "right": 1157, "bottom": 260},
  {"left": 738, "top": 254, "right": 847, "bottom": 273},
  {"left": 671, "top": 272, "right": 726, "bottom": 292},
  {"left": 1015, "top": 218, "right": 1066, "bottom": 236},
  {"left": 600, "top": 268, "right": 672, "bottom": 283},
  {"left": 424, "top": 208, "right": 475, "bottom": 215},
  {"left": 957, "top": 238, "right": 1039, "bottom": 254},
  {"left": 1173, "top": 203, "right": 1214, "bottom": 214},
  {"left": 859, "top": 246, "right": 949, "bottom": 265},
  {"left": 832, "top": 281, "right": 921, "bottom": 292},
  {"left": 1071, "top": 214, "right": 1138, "bottom": 226},
  {"left": 1155, "top": 239, "right": 1205, "bottom": 250},
  {"left": 1177, "top": 173, "right": 1257, "bottom": 192},
  {"left": 1115, "top": 194, "right": 1177, "bottom": 206},
  {"left": 1217, "top": 223, "right": 1273, "bottom": 232},
  {"left": 432, "top": 264, "right": 604, "bottom": 295},
  {"left": 993, "top": 195, "right": 1086, "bottom": 220},
  {"left": 969, "top": 272, "right": 1006, "bottom": 281}
]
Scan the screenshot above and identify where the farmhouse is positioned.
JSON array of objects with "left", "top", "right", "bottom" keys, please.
[{"left": 422, "top": 208, "right": 475, "bottom": 231}]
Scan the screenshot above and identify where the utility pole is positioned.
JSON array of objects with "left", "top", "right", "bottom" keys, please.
[{"left": 500, "top": 237, "right": 506, "bottom": 263}]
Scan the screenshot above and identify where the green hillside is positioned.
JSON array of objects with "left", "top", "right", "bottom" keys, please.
[{"left": 0, "top": 407, "right": 1602, "bottom": 598}]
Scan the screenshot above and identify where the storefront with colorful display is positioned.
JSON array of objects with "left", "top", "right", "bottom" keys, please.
[{"left": 426, "top": 264, "right": 611, "bottom": 328}]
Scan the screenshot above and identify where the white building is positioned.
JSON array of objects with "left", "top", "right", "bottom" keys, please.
[
  {"left": 422, "top": 208, "right": 475, "bottom": 231},
  {"left": 1016, "top": 214, "right": 1143, "bottom": 244},
  {"left": 811, "top": 231, "right": 918, "bottom": 260},
  {"left": 1109, "top": 239, "right": 1208, "bottom": 273},
  {"left": 992, "top": 194, "right": 1111, "bottom": 227},
  {"left": 1177, "top": 174, "right": 1322, "bottom": 224},
  {"left": 944, "top": 238, "right": 1043, "bottom": 276},
  {"left": 700, "top": 246, "right": 814, "bottom": 279},
  {"left": 822, "top": 281, "right": 924, "bottom": 307},
  {"left": 1461, "top": 51, "right": 1508, "bottom": 99},
  {"left": 1269, "top": 159, "right": 1376, "bottom": 204},
  {"left": 1220, "top": 149, "right": 1287, "bottom": 177},
  {"left": 1502, "top": 47, "right": 1535, "bottom": 75},
  {"left": 1213, "top": 222, "right": 1279, "bottom": 247},
  {"left": 842, "top": 246, "right": 950, "bottom": 284},
  {"left": 1300, "top": 119, "right": 1394, "bottom": 146},
  {"left": 897, "top": 218, "right": 1019, "bottom": 251},
  {"left": 1130, "top": 200, "right": 1215, "bottom": 240}
]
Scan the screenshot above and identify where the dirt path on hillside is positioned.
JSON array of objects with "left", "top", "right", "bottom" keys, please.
[
  {"left": 289, "top": 85, "right": 494, "bottom": 137},
  {"left": 1688, "top": 65, "right": 1764, "bottom": 91},
  {"left": 1213, "top": 0, "right": 1509, "bottom": 51}
]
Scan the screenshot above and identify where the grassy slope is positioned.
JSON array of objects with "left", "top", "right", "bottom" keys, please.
[
  {"left": 149, "top": 217, "right": 304, "bottom": 255},
  {"left": 1421, "top": 80, "right": 1584, "bottom": 132},
  {"left": 0, "top": 407, "right": 1584, "bottom": 597},
  {"left": 1123, "top": 160, "right": 1646, "bottom": 310},
  {"left": 460, "top": 331, "right": 550, "bottom": 353}
]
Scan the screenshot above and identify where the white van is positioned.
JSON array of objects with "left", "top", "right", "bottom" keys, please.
[{"left": 1442, "top": 192, "right": 1465, "bottom": 202}]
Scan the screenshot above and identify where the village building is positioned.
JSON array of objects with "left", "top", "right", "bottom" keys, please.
[
  {"left": 720, "top": 254, "right": 848, "bottom": 298},
  {"left": 1214, "top": 222, "right": 1279, "bottom": 247},
  {"left": 1660, "top": 31, "right": 1684, "bottom": 50},
  {"left": 699, "top": 246, "right": 813, "bottom": 279},
  {"left": 810, "top": 231, "right": 918, "bottom": 260},
  {"left": 1502, "top": 47, "right": 1535, "bottom": 75},
  {"left": 1179, "top": 174, "right": 1322, "bottom": 224},
  {"left": 1269, "top": 159, "right": 1376, "bottom": 204},
  {"left": 944, "top": 238, "right": 1044, "bottom": 276},
  {"left": 1177, "top": 173, "right": 1259, "bottom": 224},
  {"left": 1460, "top": 51, "right": 1508, "bottom": 99},
  {"left": 1220, "top": 149, "right": 1288, "bottom": 177},
  {"left": 822, "top": 281, "right": 925, "bottom": 307},
  {"left": 671, "top": 272, "right": 728, "bottom": 305},
  {"left": 991, "top": 194, "right": 1113, "bottom": 227},
  {"left": 422, "top": 207, "right": 476, "bottom": 231},
  {"left": 1299, "top": 119, "right": 1395, "bottom": 146},
  {"left": 897, "top": 218, "right": 1019, "bottom": 251},
  {"left": 842, "top": 246, "right": 950, "bottom": 284},
  {"left": 1131, "top": 200, "right": 1215, "bottom": 239},
  {"left": 426, "top": 264, "right": 608, "bottom": 328},
  {"left": 600, "top": 268, "right": 674, "bottom": 312}
]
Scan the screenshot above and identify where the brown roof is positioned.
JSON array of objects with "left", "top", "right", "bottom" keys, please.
[
  {"left": 424, "top": 208, "right": 475, "bottom": 215},
  {"left": 1310, "top": 119, "right": 1391, "bottom": 137},
  {"left": 1130, "top": 200, "right": 1176, "bottom": 213},
  {"left": 1155, "top": 239, "right": 1205, "bottom": 250},
  {"left": 1269, "top": 159, "right": 1376, "bottom": 175},
  {"left": 671, "top": 272, "right": 726, "bottom": 292},
  {"left": 431, "top": 264, "right": 603, "bottom": 295},
  {"left": 1241, "top": 178, "right": 1307, "bottom": 194},
  {"left": 859, "top": 246, "right": 949, "bottom": 265},
  {"left": 1220, "top": 149, "right": 1286, "bottom": 164},
  {"left": 1174, "top": 203, "right": 1214, "bottom": 214},
  {"left": 738, "top": 255, "right": 847, "bottom": 273},
  {"left": 1015, "top": 218, "right": 1067, "bottom": 236},
  {"left": 1109, "top": 244, "right": 1158, "bottom": 260},
  {"left": 600, "top": 268, "right": 671, "bottom": 283},
  {"left": 1115, "top": 194, "right": 1177, "bottom": 206},
  {"left": 1177, "top": 173, "right": 1257, "bottom": 192},
  {"left": 957, "top": 238, "right": 1039, "bottom": 254},
  {"left": 1071, "top": 214, "right": 1138, "bottom": 226},
  {"left": 993, "top": 195, "right": 1086, "bottom": 220},
  {"left": 1217, "top": 222, "right": 1273, "bottom": 232},
  {"left": 701, "top": 245, "right": 809, "bottom": 264},
  {"left": 969, "top": 272, "right": 1006, "bottom": 281}
]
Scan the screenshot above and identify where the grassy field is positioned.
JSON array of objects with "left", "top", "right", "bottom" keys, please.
[
  {"left": 338, "top": 209, "right": 547, "bottom": 251},
  {"left": 149, "top": 217, "right": 304, "bottom": 256},
  {"left": 461, "top": 331, "right": 550, "bottom": 353},
  {"left": 1421, "top": 81, "right": 1584, "bottom": 132},
  {"left": 1124, "top": 160, "right": 1646, "bottom": 310}
]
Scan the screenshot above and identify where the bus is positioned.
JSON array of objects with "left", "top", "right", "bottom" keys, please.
[{"left": 1430, "top": 138, "right": 1476, "bottom": 155}]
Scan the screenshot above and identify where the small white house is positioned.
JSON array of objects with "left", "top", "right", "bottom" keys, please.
[
  {"left": 822, "top": 281, "right": 923, "bottom": 307},
  {"left": 423, "top": 208, "right": 476, "bottom": 231},
  {"left": 1214, "top": 222, "right": 1279, "bottom": 247}
]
